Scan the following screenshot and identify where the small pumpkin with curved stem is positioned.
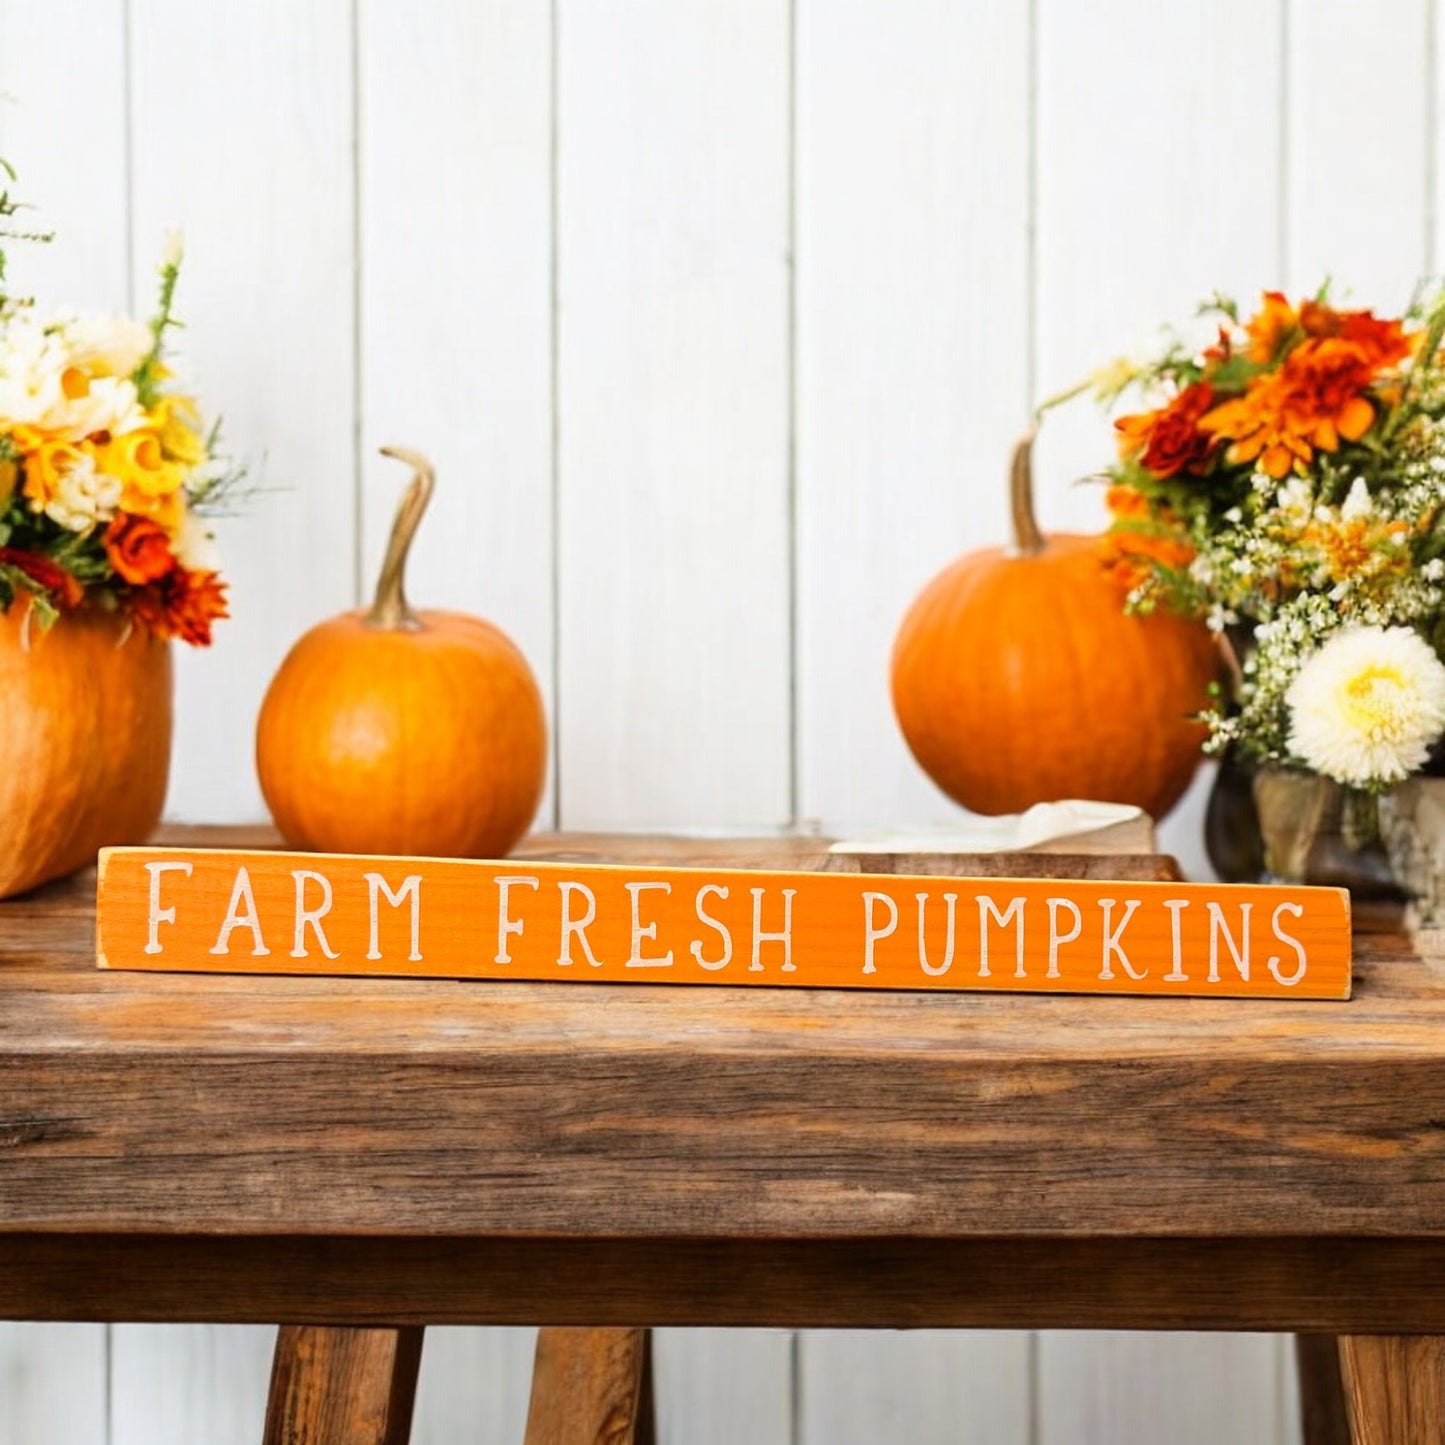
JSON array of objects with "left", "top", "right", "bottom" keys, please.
[
  {"left": 256, "top": 447, "right": 547, "bottom": 858},
  {"left": 891, "top": 429, "right": 1219, "bottom": 820}
]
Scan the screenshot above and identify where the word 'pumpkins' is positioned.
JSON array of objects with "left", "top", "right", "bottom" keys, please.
[
  {"left": 0, "top": 604, "right": 172, "bottom": 898},
  {"left": 257, "top": 448, "right": 547, "bottom": 859},
  {"left": 891, "top": 431, "right": 1218, "bottom": 820}
]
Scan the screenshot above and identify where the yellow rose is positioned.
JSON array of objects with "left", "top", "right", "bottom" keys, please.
[
  {"left": 99, "top": 428, "right": 183, "bottom": 498},
  {"left": 152, "top": 395, "right": 207, "bottom": 467},
  {"left": 20, "top": 436, "right": 86, "bottom": 508}
]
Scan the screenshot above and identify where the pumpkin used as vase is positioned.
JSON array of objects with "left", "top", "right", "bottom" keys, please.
[
  {"left": 256, "top": 447, "right": 548, "bottom": 859},
  {"left": 0, "top": 604, "right": 172, "bottom": 898},
  {"left": 891, "top": 430, "right": 1219, "bottom": 820}
]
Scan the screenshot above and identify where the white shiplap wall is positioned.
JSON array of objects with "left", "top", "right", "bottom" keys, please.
[{"left": 1, "top": 0, "right": 1438, "bottom": 1440}]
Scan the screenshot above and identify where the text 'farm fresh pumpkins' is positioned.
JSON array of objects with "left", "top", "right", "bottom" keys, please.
[
  {"left": 0, "top": 603, "right": 172, "bottom": 898},
  {"left": 256, "top": 448, "right": 547, "bottom": 859},
  {"left": 891, "top": 431, "right": 1219, "bottom": 820}
]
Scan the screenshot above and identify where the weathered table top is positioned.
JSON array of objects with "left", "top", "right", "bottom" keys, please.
[{"left": 3, "top": 825, "right": 1445, "bottom": 1331}]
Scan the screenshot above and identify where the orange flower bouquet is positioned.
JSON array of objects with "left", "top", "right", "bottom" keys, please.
[
  {"left": 0, "top": 173, "right": 239, "bottom": 643},
  {"left": 1073, "top": 288, "right": 1445, "bottom": 797}
]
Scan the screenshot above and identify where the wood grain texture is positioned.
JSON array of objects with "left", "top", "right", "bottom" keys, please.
[
  {"left": 793, "top": 0, "right": 1032, "bottom": 837},
  {"left": 358, "top": 0, "right": 556, "bottom": 827},
  {"left": 128, "top": 0, "right": 357, "bottom": 824},
  {"left": 555, "top": 0, "right": 791, "bottom": 830},
  {"left": 7, "top": 1234, "right": 1445, "bottom": 1335},
  {"left": 263, "top": 1326, "right": 422, "bottom": 1445},
  {"left": 1339, "top": 1335, "right": 1445, "bottom": 1445},
  {"left": 1295, "top": 1335, "right": 1350, "bottom": 1445},
  {"left": 0, "top": 830, "right": 1436, "bottom": 1240},
  {"left": 523, "top": 1328, "right": 652, "bottom": 1445}
]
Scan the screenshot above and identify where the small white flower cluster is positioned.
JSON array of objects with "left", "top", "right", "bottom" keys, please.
[{"left": 1191, "top": 415, "right": 1445, "bottom": 787}]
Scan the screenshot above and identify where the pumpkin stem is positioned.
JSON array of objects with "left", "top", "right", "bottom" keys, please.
[
  {"left": 1008, "top": 426, "right": 1045, "bottom": 556},
  {"left": 367, "top": 446, "right": 436, "bottom": 631}
]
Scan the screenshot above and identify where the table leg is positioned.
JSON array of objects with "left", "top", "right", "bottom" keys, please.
[
  {"left": 262, "top": 1325, "right": 424, "bottom": 1445},
  {"left": 1296, "top": 1335, "right": 1350, "bottom": 1445},
  {"left": 524, "top": 1327, "right": 655, "bottom": 1445},
  {"left": 1339, "top": 1336, "right": 1445, "bottom": 1444}
]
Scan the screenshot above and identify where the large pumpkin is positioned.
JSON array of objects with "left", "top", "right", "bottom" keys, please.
[
  {"left": 0, "top": 604, "right": 172, "bottom": 898},
  {"left": 256, "top": 447, "right": 547, "bottom": 858},
  {"left": 891, "top": 431, "right": 1218, "bottom": 819}
]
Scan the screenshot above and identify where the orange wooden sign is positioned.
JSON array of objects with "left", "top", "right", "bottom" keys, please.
[{"left": 96, "top": 847, "right": 1352, "bottom": 999}]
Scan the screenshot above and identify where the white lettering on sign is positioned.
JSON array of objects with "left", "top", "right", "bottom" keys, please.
[
  {"left": 750, "top": 887, "right": 796, "bottom": 972},
  {"left": 494, "top": 876, "right": 540, "bottom": 964},
  {"left": 1268, "top": 901, "right": 1308, "bottom": 985},
  {"left": 210, "top": 866, "right": 271, "bottom": 956},
  {"left": 977, "top": 895, "right": 1025, "bottom": 978},
  {"left": 1044, "top": 898, "right": 1082, "bottom": 979},
  {"left": 1162, "top": 899, "right": 1190, "bottom": 981},
  {"left": 916, "top": 891, "right": 958, "bottom": 977},
  {"left": 144, "top": 859, "right": 193, "bottom": 954},
  {"left": 860, "top": 891, "right": 898, "bottom": 975},
  {"left": 364, "top": 872, "right": 422, "bottom": 962},
  {"left": 625, "top": 881, "right": 674, "bottom": 967},
  {"left": 1098, "top": 898, "right": 1144, "bottom": 980},
  {"left": 1207, "top": 901, "right": 1252, "bottom": 983},
  {"left": 690, "top": 884, "right": 732, "bottom": 971},
  {"left": 291, "top": 869, "right": 340, "bottom": 960},
  {"left": 557, "top": 881, "right": 602, "bottom": 967}
]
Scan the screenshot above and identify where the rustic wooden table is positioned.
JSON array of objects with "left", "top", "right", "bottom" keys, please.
[{"left": 3, "top": 826, "right": 1444, "bottom": 1444}]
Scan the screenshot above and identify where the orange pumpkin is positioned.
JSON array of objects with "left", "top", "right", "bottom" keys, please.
[
  {"left": 891, "top": 430, "right": 1219, "bottom": 820},
  {"left": 256, "top": 447, "right": 547, "bottom": 858},
  {"left": 0, "top": 603, "right": 172, "bottom": 898}
]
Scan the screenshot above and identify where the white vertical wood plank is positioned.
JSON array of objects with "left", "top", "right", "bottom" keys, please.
[
  {"left": 110, "top": 1325, "right": 273, "bottom": 1445},
  {"left": 555, "top": 0, "right": 792, "bottom": 830},
  {"left": 411, "top": 1327, "right": 536, "bottom": 1445},
  {"left": 1035, "top": 0, "right": 1284, "bottom": 526},
  {"left": 1038, "top": 1332, "right": 1284, "bottom": 1445},
  {"left": 358, "top": 0, "right": 556, "bottom": 827},
  {"left": 0, "top": 0, "right": 130, "bottom": 311},
  {"left": 116, "top": 0, "right": 356, "bottom": 1435},
  {"left": 556, "top": 1, "right": 795, "bottom": 1433},
  {"left": 1034, "top": 5, "right": 1289, "bottom": 1440},
  {"left": 794, "top": 0, "right": 1034, "bottom": 836},
  {"left": 794, "top": 7, "right": 1034, "bottom": 1431},
  {"left": 1287, "top": 0, "right": 1431, "bottom": 302},
  {"left": 129, "top": 0, "right": 357, "bottom": 824},
  {"left": 801, "top": 1332, "right": 1029, "bottom": 1445},
  {"left": 0, "top": 14, "right": 126, "bottom": 1440},
  {"left": 655, "top": 1330, "right": 793, "bottom": 1445},
  {"left": 0, "top": 1324, "right": 106, "bottom": 1445}
]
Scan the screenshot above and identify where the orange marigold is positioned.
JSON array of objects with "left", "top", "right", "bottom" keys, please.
[
  {"left": 1202, "top": 337, "right": 1386, "bottom": 478},
  {"left": 131, "top": 566, "right": 229, "bottom": 646},
  {"left": 1105, "top": 484, "right": 1150, "bottom": 520},
  {"left": 1100, "top": 528, "right": 1196, "bottom": 593},
  {"left": 1244, "top": 291, "right": 1300, "bottom": 363}
]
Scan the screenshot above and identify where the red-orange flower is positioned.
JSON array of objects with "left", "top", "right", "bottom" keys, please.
[
  {"left": 1244, "top": 292, "right": 1300, "bottom": 363},
  {"left": 1099, "top": 527, "right": 1197, "bottom": 593},
  {"left": 131, "top": 567, "right": 229, "bottom": 646},
  {"left": 1105, "top": 484, "right": 1150, "bottom": 520},
  {"left": 104, "top": 512, "right": 177, "bottom": 585},
  {"left": 0, "top": 548, "right": 84, "bottom": 609},
  {"left": 1298, "top": 300, "right": 1413, "bottom": 370},
  {"left": 1202, "top": 335, "right": 1388, "bottom": 478},
  {"left": 1115, "top": 382, "right": 1217, "bottom": 478}
]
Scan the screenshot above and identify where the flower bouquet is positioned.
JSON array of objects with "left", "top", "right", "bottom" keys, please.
[
  {"left": 1072, "top": 287, "right": 1445, "bottom": 885},
  {"left": 0, "top": 162, "right": 242, "bottom": 897}
]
